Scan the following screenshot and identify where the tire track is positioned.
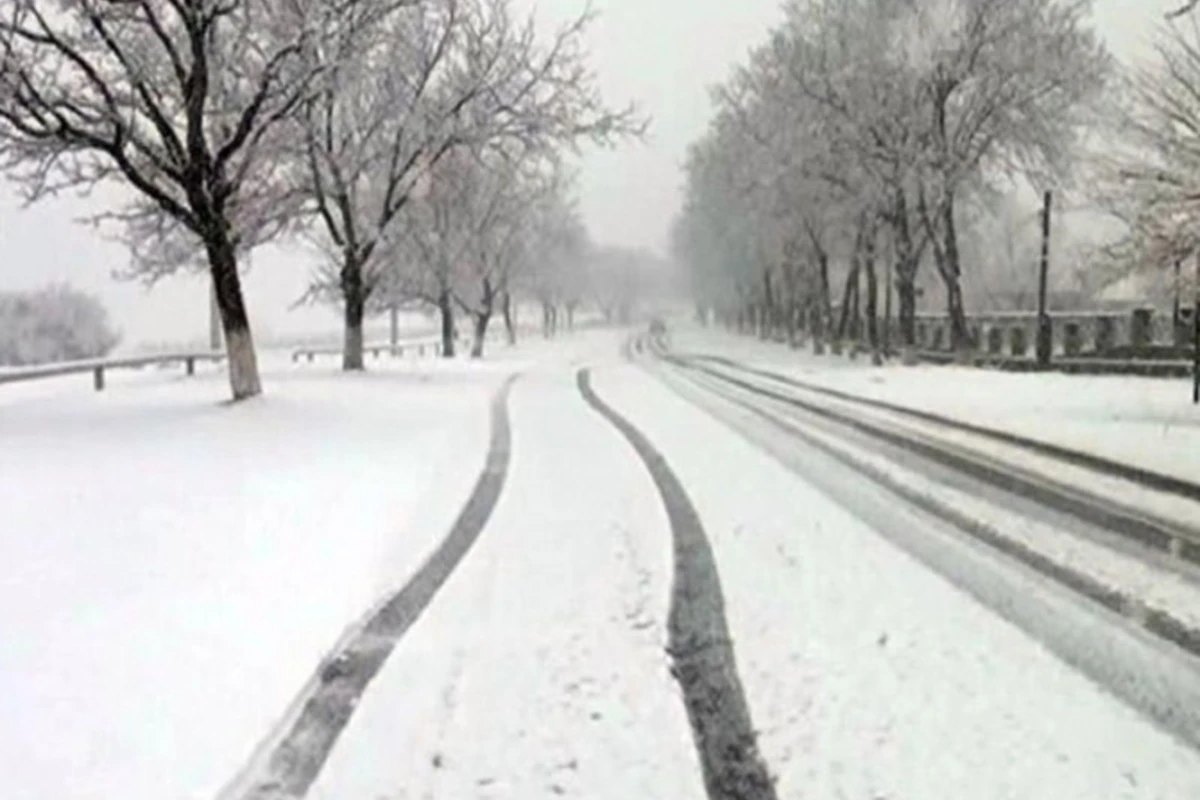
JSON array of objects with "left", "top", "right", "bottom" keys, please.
[
  {"left": 220, "top": 374, "right": 519, "bottom": 800},
  {"left": 576, "top": 368, "right": 777, "bottom": 800}
]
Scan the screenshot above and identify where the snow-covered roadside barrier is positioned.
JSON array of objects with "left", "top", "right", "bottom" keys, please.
[{"left": 578, "top": 368, "right": 778, "bottom": 800}]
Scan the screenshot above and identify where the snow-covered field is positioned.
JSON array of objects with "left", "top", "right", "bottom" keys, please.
[
  {"left": 670, "top": 326, "right": 1200, "bottom": 482},
  {"left": 0, "top": 352, "right": 505, "bottom": 799},
  {"left": 5, "top": 327, "right": 1200, "bottom": 799}
]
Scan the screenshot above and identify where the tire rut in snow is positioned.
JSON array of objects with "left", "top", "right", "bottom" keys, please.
[
  {"left": 222, "top": 374, "right": 519, "bottom": 800},
  {"left": 576, "top": 369, "right": 778, "bottom": 800}
]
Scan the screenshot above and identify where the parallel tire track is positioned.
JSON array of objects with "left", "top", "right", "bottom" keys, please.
[
  {"left": 577, "top": 368, "right": 778, "bottom": 800},
  {"left": 670, "top": 353, "right": 1200, "bottom": 567},
  {"left": 692, "top": 352, "right": 1200, "bottom": 505},
  {"left": 647, "top": 354, "right": 1200, "bottom": 751},
  {"left": 220, "top": 374, "right": 519, "bottom": 800}
]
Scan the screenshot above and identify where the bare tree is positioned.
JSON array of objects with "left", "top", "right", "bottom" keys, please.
[
  {"left": 301, "top": 0, "right": 643, "bottom": 370},
  {"left": 675, "top": 0, "right": 1109, "bottom": 362},
  {"left": 1090, "top": 14, "right": 1200, "bottom": 301},
  {"left": 0, "top": 0, "right": 339, "bottom": 399}
]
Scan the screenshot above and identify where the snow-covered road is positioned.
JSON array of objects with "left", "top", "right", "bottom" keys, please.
[
  {"left": 5, "top": 329, "right": 1200, "bottom": 799},
  {"left": 596, "top": 359, "right": 1200, "bottom": 798},
  {"left": 310, "top": 352, "right": 702, "bottom": 799}
]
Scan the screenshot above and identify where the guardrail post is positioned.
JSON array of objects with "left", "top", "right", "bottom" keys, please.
[{"left": 93, "top": 366, "right": 105, "bottom": 391}]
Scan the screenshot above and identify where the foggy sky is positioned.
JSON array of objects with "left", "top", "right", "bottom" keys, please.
[{"left": 0, "top": 0, "right": 1178, "bottom": 348}]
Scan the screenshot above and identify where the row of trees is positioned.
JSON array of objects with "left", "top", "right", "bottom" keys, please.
[
  {"left": 673, "top": 0, "right": 1111, "bottom": 363},
  {"left": 0, "top": 0, "right": 641, "bottom": 400}
]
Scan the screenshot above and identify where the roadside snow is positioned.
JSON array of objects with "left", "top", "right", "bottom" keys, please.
[
  {"left": 717, "top": 372, "right": 1200, "bottom": 634},
  {"left": 310, "top": 356, "right": 702, "bottom": 799},
  {"left": 0, "top": 359, "right": 500, "bottom": 800},
  {"left": 593, "top": 361, "right": 1200, "bottom": 799},
  {"left": 672, "top": 326, "right": 1200, "bottom": 484}
]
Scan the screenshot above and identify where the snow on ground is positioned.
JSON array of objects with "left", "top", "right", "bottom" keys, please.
[
  {"left": 310, "top": 349, "right": 701, "bottom": 799},
  {"left": 0, "top": 350, "right": 512, "bottom": 799},
  {"left": 671, "top": 326, "right": 1200, "bottom": 483},
  {"left": 593, "top": 361, "right": 1200, "bottom": 799}
]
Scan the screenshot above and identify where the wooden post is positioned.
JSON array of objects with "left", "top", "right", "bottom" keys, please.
[
  {"left": 93, "top": 366, "right": 105, "bottom": 391},
  {"left": 186, "top": 357, "right": 195, "bottom": 377},
  {"left": 1036, "top": 190, "right": 1053, "bottom": 367}
]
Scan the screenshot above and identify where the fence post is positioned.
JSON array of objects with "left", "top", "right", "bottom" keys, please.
[
  {"left": 93, "top": 366, "right": 105, "bottom": 391},
  {"left": 186, "top": 357, "right": 195, "bottom": 377}
]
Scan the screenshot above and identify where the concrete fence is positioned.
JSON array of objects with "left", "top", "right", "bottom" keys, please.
[{"left": 909, "top": 307, "right": 1195, "bottom": 359}]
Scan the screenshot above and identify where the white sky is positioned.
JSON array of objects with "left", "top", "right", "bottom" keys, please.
[{"left": 0, "top": 0, "right": 1182, "bottom": 348}]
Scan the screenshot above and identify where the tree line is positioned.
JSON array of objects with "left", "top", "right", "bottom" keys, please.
[
  {"left": 0, "top": 0, "right": 643, "bottom": 400},
  {"left": 673, "top": 0, "right": 1119, "bottom": 363}
]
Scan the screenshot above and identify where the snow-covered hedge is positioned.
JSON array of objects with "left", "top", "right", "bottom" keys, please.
[{"left": 0, "top": 284, "right": 120, "bottom": 366}]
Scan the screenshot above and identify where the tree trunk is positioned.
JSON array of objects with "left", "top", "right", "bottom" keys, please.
[
  {"left": 341, "top": 257, "right": 366, "bottom": 372},
  {"left": 889, "top": 189, "right": 920, "bottom": 354},
  {"left": 865, "top": 240, "right": 882, "bottom": 366},
  {"left": 815, "top": 251, "right": 833, "bottom": 355},
  {"left": 938, "top": 196, "right": 969, "bottom": 354},
  {"left": 809, "top": 298, "right": 826, "bottom": 355},
  {"left": 472, "top": 312, "right": 491, "bottom": 358},
  {"left": 836, "top": 264, "right": 860, "bottom": 343},
  {"left": 786, "top": 297, "right": 798, "bottom": 347},
  {"left": 206, "top": 232, "right": 261, "bottom": 401},
  {"left": 897, "top": 280, "right": 917, "bottom": 361},
  {"left": 438, "top": 286, "right": 456, "bottom": 358},
  {"left": 502, "top": 290, "right": 516, "bottom": 345},
  {"left": 761, "top": 270, "right": 775, "bottom": 341},
  {"left": 209, "top": 281, "right": 223, "bottom": 351},
  {"left": 471, "top": 277, "right": 495, "bottom": 359},
  {"left": 566, "top": 304, "right": 576, "bottom": 331}
]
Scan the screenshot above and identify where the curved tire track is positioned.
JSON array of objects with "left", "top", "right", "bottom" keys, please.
[
  {"left": 576, "top": 368, "right": 777, "bottom": 800},
  {"left": 221, "top": 374, "right": 519, "bottom": 800}
]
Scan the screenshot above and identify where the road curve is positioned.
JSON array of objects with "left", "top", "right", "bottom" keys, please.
[{"left": 220, "top": 374, "right": 519, "bottom": 800}]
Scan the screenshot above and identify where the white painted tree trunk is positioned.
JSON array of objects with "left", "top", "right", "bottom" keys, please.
[{"left": 225, "top": 326, "right": 262, "bottom": 401}]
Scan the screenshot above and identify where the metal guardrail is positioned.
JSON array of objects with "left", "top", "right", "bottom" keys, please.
[
  {"left": 0, "top": 352, "right": 226, "bottom": 391},
  {"left": 291, "top": 336, "right": 448, "bottom": 363},
  {"left": 291, "top": 330, "right": 510, "bottom": 363}
]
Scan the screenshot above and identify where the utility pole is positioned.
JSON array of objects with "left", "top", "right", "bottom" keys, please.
[
  {"left": 1036, "top": 190, "right": 1053, "bottom": 367},
  {"left": 1193, "top": 255, "right": 1199, "bottom": 404},
  {"left": 884, "top": 255, "right": 893, "bottom": 357}
]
